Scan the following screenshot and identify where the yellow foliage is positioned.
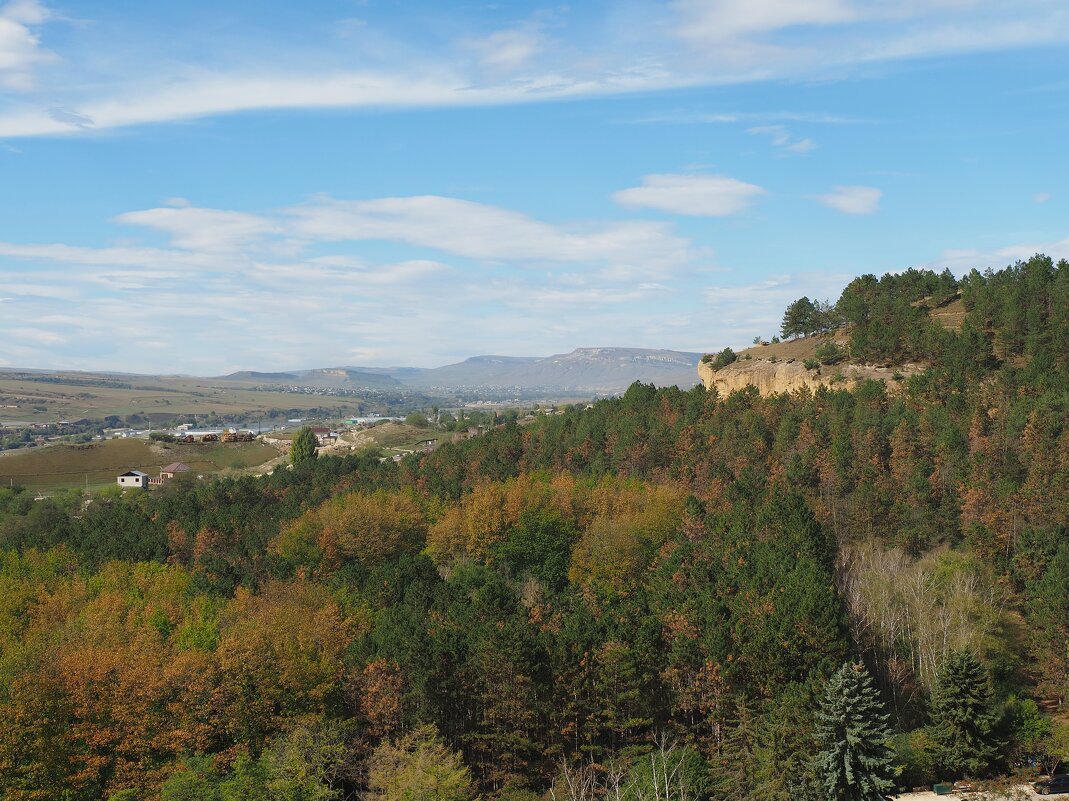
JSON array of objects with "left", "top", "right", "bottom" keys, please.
[
  {"left": 569, "top": 482, "right": 686, "bottom": 595},
  {"left": 0, "top": 554, "right": 367, "bottom": 799},
  {"left": 427, "top": 474, "right": 580, "bottom": 562},
  {"left": 216, "top": 579, "right": 362, "bottom": 741},
  {"left": 272, "top": 489, "right": 426, "bottom": 571},
  {"left": 426, "top": 473, "right": 686, "bottom": 594}
]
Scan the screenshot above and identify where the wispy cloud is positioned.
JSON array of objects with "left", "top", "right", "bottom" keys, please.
[
  {"left": 612, "top": 173, "right": 766, "bottom": 217},
  {"left": 813, "top": 185, "right": 882, "bottom": 215},
  {"left": 672, "top": 0, "right": 854, "bottom": 43},
  {"left": 1034, "top": 191, "right": 1052, "bottom": 204},
  {"left": 286, "top": 194, "right": 695, "bottom": 271},
  {"left": 465, "top": 26, "right": 545, "bottom": 70},
  {"left": 747, "top": 124, "right": 816, "bottom": 154},
  {"left": 113, "top": 204, "right": 284, "bottom": 253},
  {"left": 0, "top": 2, "right": 1067, "bottom": 137}
]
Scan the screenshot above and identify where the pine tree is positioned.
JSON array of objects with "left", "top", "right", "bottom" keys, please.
[
  {"left": 710, "top": 694, "right": 758, "bottom": 800},
  {"left": 814, "top": 662, "right": 896, "bottom": 801},
  {"left": 927, "top": 650, "right": 1001, "bottom": 778}
]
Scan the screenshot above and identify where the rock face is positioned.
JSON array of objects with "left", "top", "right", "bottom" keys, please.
[{"left": 698, "top": 357, "right": 917, "bottom": 396}]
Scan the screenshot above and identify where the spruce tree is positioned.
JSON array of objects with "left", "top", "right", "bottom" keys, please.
[
  {"left": 814, "top": 662, "right": 896, "bottom": 801},
  {"left": 928, "top": 650, "right": 1000, "bottom": 778}
]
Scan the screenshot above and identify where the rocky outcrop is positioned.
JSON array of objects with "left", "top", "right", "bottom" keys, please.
[{"left": 698, "top": 357, "right": 919, "bottom": 397}]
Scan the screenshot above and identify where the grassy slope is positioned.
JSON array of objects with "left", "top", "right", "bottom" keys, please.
[
  {"left": 342, "top": 422, "right": 436, "bottom": 452},
  {"left": 0, "top": 439, "right": 280, "bottom": 491}
]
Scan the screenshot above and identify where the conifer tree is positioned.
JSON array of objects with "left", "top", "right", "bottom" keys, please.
[
  {"left": 814, "top": 662, "right": 896, "bottom": 801},
  {"left": 928, "top": 650, "right": 1000, "bottom": 778},
  {"left": 710, "top": 694, "right": 757, "bottom": 800},
  {"left": 290, "top": 426, "right": 319, "bottom": 465}
]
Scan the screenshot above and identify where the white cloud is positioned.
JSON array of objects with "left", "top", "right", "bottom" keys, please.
[
  {"left": 1034, "top": 192, "right": 1052, "bottom": 204},
  {"left": 466, "top": 27, "right": 545, "bottom": 69},
  {"left": 612, "top": 173, "right": 766, "bottom": 217},
  {"left": 114, "top": 206, "right": 281, "bottom": 252},
  {"left": 0, "top": 65, "right": 696, "bottom": 138},
  {"left": 286, "top": 194, "right": 694, "bottom": 270},
  {"left": 0, "top": 241, "right": 229, "bottom": 270},
  {"left": 813, "top": 185, "right": 882, "bottom": 215},
  {"left": 0, "top": 0, "right": 52, "bottom": 89}
]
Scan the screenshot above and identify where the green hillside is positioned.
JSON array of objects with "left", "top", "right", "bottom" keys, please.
[{"left": 1, "top": 255, "right": 1068, "bottom": 801}]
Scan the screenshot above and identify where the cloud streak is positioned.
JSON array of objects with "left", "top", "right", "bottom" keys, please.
[
  {"left": 612, "top": 173, "right": 766, "bottom": 217},
  {"left": 1, "top": 1, "right": 1067, "bottom": 137},
  {"left": 813, "top": 185, "right": 882, "bottom": 215},
  {"left": 747, "top": 124, "right": 816, "bottom": 154}
]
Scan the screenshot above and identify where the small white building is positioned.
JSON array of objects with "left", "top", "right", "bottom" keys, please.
[{"left": 117, "top": 469, "right": 148, "bottom": 489}]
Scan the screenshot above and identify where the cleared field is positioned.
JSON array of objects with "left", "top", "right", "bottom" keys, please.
[
  {"left": 342, "top": 422, "right": 436, "bottom": 452},
  {"left": 0, "top": 373, "right": 380, "bottom": 424},
  {"left": 0, "top": 438, "right": 281, "bottom": 492}
]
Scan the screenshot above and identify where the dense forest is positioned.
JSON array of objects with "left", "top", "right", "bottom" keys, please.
[{"left": 2, "top": 255, "right": 1069, "bottom": 801}]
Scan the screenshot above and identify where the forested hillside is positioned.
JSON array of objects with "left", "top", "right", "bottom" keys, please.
[{"left": 2, "top": 255, "right": 1068, "bottom": 801}]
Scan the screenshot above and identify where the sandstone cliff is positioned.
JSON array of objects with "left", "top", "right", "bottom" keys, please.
[{"left": 699, "top": 357, "right": 919, "bottom": 396}]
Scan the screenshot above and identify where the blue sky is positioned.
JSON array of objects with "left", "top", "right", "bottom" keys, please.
[{"left": 1, "top": 0, "right": 1068, "bottom": 374}]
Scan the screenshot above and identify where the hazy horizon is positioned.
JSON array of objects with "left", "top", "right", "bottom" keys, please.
[{"left": 0, "top": 345, "right": 706, "bottom": 378}]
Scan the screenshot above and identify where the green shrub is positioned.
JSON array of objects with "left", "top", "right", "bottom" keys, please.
[
  {"left": 803, "top": 358, "right": 820, "bottom": 370},
  {"left": 706, "top": 348, "right": 738, "bottom": 371},
  {"left": 894, "top": 730, "right": 939, "bottom": 789},
  {"left": 815, "top": 340, "right": 846, "bottom": 365}
]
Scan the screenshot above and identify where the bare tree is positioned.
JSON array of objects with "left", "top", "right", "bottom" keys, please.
[
  {"left": 551, "top": 735, "right": 696, "bottom": 801},
  {"left": 837, "top": 542, "right": 1007, "bottom": 710},
  {"left": 550, "top": 758, "right": 599, "bottom": 801}
]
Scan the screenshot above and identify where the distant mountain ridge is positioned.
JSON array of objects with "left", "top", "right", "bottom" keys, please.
[
  {"left": 217, "top": 370, "right": 299, "bottom": 381},
  {"left": 15, "top": 349, "right": 701, "bottom": 396},
  {"left": 216, "top": 368, "right": 403, "bottom": 390},
  {"left": 351, "top": 347, "right": 703, "bottom": 393},
  {"left": 206, "top": 348, "right": 703, "bottom": 394}
]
